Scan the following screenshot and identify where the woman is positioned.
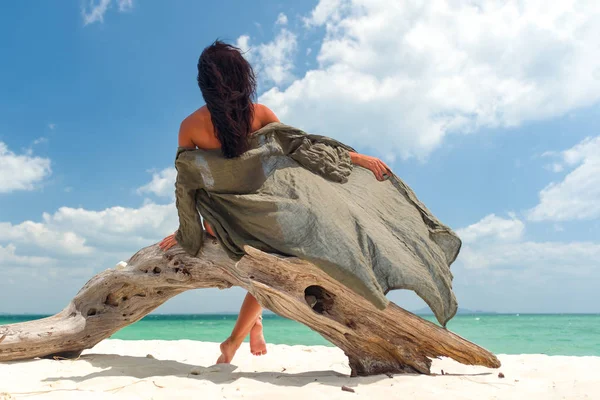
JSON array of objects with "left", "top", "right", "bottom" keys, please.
[{"left": 159, "top": 41, "right": 391, "bottom": 365}]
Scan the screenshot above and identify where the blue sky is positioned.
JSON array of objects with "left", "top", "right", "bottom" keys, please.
[{"left": 1, "top": 0, "right": 599, "bottom": 314}]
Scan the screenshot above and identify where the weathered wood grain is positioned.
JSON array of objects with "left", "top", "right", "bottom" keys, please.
[{"left": 0, "top": 240, "right": 500, "bottom": 376}]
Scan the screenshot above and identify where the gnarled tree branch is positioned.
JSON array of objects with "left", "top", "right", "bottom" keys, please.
[{"left": 0, "top": 240, "right": 500, "bottom": 376}]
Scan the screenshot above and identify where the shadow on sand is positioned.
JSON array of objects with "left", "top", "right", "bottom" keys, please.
[
  {"left": 35, "top": 353, "right": 492, "bottom": 388},
  {"left": 38, "top": 353, "right": 370, "bottom": 388}
]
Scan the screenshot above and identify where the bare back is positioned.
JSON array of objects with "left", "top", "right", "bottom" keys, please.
[
  {"left": 177, "top": 103, "right": 279, "bottom": 236},
  {"left": 178, "top": 104, "right": 279, "bottom": 150}
]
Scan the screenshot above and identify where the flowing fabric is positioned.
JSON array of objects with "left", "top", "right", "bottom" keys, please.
[{"left": 174, "top": 123, "right": 460, "bottom": 325}]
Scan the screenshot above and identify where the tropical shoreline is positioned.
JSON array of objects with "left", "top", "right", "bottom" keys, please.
[
  {"left": 3, "top": 313, "right": 598, "bottom": 356},
  {"left": 0, "top": 339, "right": 597, "bottom": 399}
]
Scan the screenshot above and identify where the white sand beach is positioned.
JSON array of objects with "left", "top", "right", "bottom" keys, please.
[{"left": 0, "top": 340, "right": 597, "bottom": 399}]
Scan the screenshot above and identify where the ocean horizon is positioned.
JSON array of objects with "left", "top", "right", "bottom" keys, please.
[{"left": 2, "top": 313, "right": 598, "bottom": 357}]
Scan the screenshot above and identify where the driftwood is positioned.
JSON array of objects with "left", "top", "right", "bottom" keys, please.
[{"left": 0, "top": 240, "right": 500, "bottom": 376}]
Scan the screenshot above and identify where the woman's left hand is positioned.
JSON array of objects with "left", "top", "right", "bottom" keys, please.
[
  {"left": 350, "top": 153, "right": 392, "bottom": 181},
  {"left": 159, "top": 231, "right": 178, "bottom": 251}
]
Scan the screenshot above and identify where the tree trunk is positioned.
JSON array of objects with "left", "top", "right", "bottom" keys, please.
[{"left": 0, "top": 240, "right": 500, "bottom": 376}]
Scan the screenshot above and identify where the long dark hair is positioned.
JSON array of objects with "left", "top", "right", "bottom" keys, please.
[{"left": 197, "top": 40, "right": 257, "bottom": 158}]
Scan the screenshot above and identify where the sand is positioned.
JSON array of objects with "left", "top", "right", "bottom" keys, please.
[{"left": 0, "top": 340, "right": 597, "bottom": 399}]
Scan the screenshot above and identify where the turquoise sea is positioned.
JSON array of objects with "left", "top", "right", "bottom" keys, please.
[{"left": 1, "top": 314, "right": 598, "bottom": 356}]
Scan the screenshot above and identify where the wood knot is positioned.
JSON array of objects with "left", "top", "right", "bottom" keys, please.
[
  {"left": 304, "top": 285, "right": 336, "bottom": 314},
  {"left": 104, "top": 293, "right": 120, "bottom": 307},
  {"left": 173, "top": 267, "right": 191, "bottom": 276}
]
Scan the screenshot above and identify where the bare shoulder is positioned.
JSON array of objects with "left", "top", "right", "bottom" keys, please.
[
  {"left": 179, "top": 107, "right": 211, "bottom": 148},
  {"left": 255, "top": 103, "right": 280, "bottom": 125},
  {"left": 178, "top": 116, "right": 195, "bottom": 148}
]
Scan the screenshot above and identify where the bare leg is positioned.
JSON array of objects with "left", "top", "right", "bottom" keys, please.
[
  {"left": 216, "top": 292, "right": 264, "bottom": 364},
  {"left": 207, "top": 224, "right": 267, "bottom": 363}
]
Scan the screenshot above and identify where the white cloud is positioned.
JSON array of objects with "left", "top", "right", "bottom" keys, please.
[
  {"left": 137, "top": 167, "right": 176, "bottom": 198},
  {"left": 0, "top": 202, "right": 177, "bottom": 283},
  {"left": 0, "top": 244, "right": 55, "bottom": 267},
  {"left": 82, "top": 0, "right": 111, "bottom": 25},
  {"left": 276, "top": 13, "right": 288, "bottom": 25},
  {"left": 457, "top": 214, "right": 600, "bottom": 276},
  {"left": 237, "top": 27, "right": 297, "bottom": 85},
  {"left": 236, "top": 35, "right": 251, "bottom": 53},
  {"left": 0, "top": 201, "right": 177, "bottom": 271},
  {"left": 563, "top": 136, "right": 600, "bottom": 165},
  {"left": 304, "top": 0, "right": 345, "bottom": 26},
  {"left": 0, "top": 169, "right": 247, "bottom": 314},
  {"left": 259, "top": 30, "right": 296, "bottom": 84},
  {"left": 0, "top": 168, "right": 178, "bottom": 309},
  {"left": 32, "top": 137, "right": 48, "bottom": 146},
  {"left": 257, "top": 0, "right": 600, "bottom": 159},
  {"left": 0, "top": 142, "right": 51, "bottom": 193},
  {"left": 48, "top": 123, "right": 56, "bottom": 130},
  {"left": 43, "top": 202, "right": 177, "bottom": 250},
  {"left": 545, "top": 163, "right": 564, "bottom": 173},
  {"left": 82, "top": 0, "right": 133, "bottom": 25},
  {"left": 117, "top": 0, "right": 133, "bottom": 12},
  {"left": 460, "top": 239, "right": 600, "bottom": 276},
  {"left": 1, "top": 167, "right": 177, "bottom": 267},
  {"left": 0, "top": 221, "right": 92, "bottom": 256},
  {"left": 457, "top": 213, "right": 524, "bottom": 244},
  {"left": 528, "top": 136, "right": 600, "bottom": 221}
]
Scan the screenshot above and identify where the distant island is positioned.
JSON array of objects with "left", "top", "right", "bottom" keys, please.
[{"left": 412, "top": 307, "right": 498, "bottom": 315}]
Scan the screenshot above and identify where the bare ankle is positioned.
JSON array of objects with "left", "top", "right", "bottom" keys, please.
[{"left": 226, "top": 335, "right": 244, "bottom": 348}]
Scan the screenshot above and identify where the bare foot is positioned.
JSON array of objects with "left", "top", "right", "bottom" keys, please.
[
  {"left": 216, "top": 337, "right": 240, "bottom": 364},
  {"left": 250, "top": 316, "right": 267, "bottom": 356}
]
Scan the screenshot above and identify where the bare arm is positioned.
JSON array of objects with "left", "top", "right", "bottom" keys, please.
[
  {"left": 349, "top": 152, "right": 392, "bottom": 181},
  {"left": 254, "top": 104, "right": 391, "bottom": 182}
]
